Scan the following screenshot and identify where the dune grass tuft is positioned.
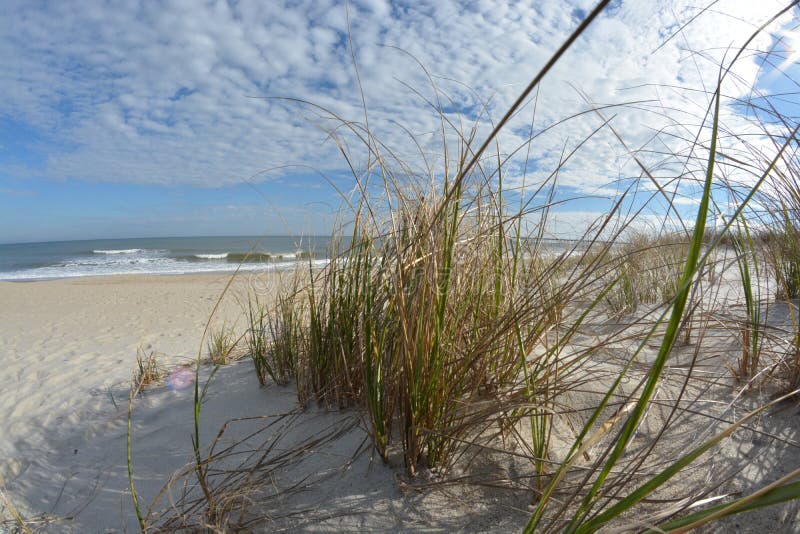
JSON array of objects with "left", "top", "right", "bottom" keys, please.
[
  {"left": 247, "top": 295, "right": 293, "bottom": 386},
  {"left": 604, "top": 231, "right": 690, "bottom": 315},
  {"left": 206, "top": 323, "right": 238, "bottom": 365},
  {"left": 144, "top": 1, "right": 800, "bottom": 530},
  {"left": 133, "top": 348, "right": 165, "bottom": 392}
]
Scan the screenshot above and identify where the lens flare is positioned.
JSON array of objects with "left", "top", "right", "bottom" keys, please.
[{"left": 166, "top": 366, "right": 195, "bottom": 391}]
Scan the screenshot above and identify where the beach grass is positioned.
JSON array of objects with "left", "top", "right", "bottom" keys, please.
[
  {"left": 603, "top": 231, "right": 690, "bottom": 316},
  {"left": 135, "top": 0, "right": 800, "bottom": 531},
  {"left": 0, "top": 487, "right": 33, "bottom": 534},
  {"left": 247, "top": 294, "right": 292, "bottom": 387},
  {"left": 206, "top": 323, "right": 238, "bottom": 365},
  {"left": 133, "top": 348, "right": 165, "bottom": 392}
]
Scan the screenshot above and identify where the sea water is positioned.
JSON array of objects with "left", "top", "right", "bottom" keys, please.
[{"left": 0, "top": 236, "right": 331, "bottom": 281}]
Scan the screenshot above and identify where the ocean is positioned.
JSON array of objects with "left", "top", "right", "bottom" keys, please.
[{"left": 0, "top": 236, "right": 331, "bottom": 281}]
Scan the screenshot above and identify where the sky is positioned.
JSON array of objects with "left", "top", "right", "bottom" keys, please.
[{"left": 0, "top": 0, "right": 798, "bottom": 243}]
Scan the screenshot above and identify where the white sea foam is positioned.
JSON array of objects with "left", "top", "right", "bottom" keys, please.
[
  {"left": 92, "top": 249, "right": 145, "bottom": 255},
  {"left": 194, "top": 253, "right": 228, "bottom": 259},
  {"left": 0, "top": 258, "right": 329, "bottom": 281}
]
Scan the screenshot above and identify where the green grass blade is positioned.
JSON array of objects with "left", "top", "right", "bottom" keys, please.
[
  {"left": 127, "top": 382, "right": 146, "bottom": 532},
  {"left": 562, "top": 85, "right": 722, "bottom": 533},
  {"left": 657, "top": 471, "right": 800, "bottom": 532},
  {"left": 577, "top": 388, "right": 798, "bottom": 531}
]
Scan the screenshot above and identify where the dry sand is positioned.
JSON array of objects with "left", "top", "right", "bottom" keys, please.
[
  {"left": 0, "top": 272, "right": 277, "bottom": 530},
  {"left": 0, "top": 273, "right": 531, "bottom": 532},
  {"left": 1, "top": 271, "right": 799, "bottom": 532}
]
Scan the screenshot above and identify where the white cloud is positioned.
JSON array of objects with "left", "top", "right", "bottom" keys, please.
[{"left": 0, "top": 0, "right": 795, "bottom": 209}]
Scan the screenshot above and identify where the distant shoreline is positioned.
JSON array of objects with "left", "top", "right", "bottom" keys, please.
[
  {"left": 0, "top": 270, "right": 246, "bottom": 283},
  {"left": 0, "top": 235, "right": 331, "bottom": 281}
]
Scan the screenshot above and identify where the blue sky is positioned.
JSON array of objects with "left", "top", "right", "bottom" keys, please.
[{"left": 0, "top": 0, "right": 797, "bottom": 243}]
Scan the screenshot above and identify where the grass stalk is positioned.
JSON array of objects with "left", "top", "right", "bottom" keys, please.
[
  {"left": 529, "top": 80, "right": 723, "bottom": 534},
  {"left": 206, "top": 323, "right": 238, "bottom": 365},
  {"left": 247, "top": 295, "right": 279, "bottom": 386},
  {"left": 127, "top": 380, "right": 146, "bottom": 532},
  {"left": 730, "top": 215, "right": 763, "bottom": 384},
  {"left": 0, "top": 487, "right": 32, "bottom": 534}
]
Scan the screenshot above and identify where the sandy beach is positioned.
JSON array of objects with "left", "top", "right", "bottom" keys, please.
[
  {"left": 5, "top": 1, "right": 800, "bottom": 531},
  {"left": 0, "top": 273, "right": 534, "bottom": 531},
  {"left": 1, "top": 268, "right": 800, "bottom": 532},
  {"left": 0, "top": 273, "right": 270, "bottom": 530}
]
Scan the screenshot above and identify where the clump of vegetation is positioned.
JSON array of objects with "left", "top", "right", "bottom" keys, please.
[
  {"left": 247, "top": 295, "right": 273, "bottom": 386},
  {"left": 247, "top": 295, "right": 292, "bottom": 386},
  {"left": 257, "top": 147, "right": 624, "bottom": 477},
  {"left": 267, "top": 293, "right": 302, "bottom": 394},
  {"left": 763, "top": 214, "right": 800, "bottom": 301},
  {"left": 133, "top": 348, "right": 165, "bottom": 392},
  {"left": 724, "top": 218, "right": 766, "bottom": 385},
  {"left": 148, "top": 2, "right": 800, "bottom": 531},
  {"left": 604, "top": 231, "right": 690, "bottom": 315},
  {"left": 206, "top": 324, "right": 238, "bottom": 365}
]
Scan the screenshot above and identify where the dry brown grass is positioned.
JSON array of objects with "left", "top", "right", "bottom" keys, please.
[
  {"left": 133, "top": 348, "right": 165, "bottom": 392},
  {"left": 206, "top": 324, "right": 240, "bottom": 365}
]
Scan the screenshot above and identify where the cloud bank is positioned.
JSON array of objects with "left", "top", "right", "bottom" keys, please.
[{"left": 0, "top": 0, "right": 795, "bottom": 203}]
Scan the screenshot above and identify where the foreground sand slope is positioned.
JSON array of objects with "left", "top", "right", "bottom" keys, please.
[
  {"left": 0, "top": 274, "right": 252, "bottom": 525},
  {"left": 0, "top": 273, "right": 533, "bottom": 532},
  {"left": 2, "top": 271, "right": 800, "bottom": 532}
]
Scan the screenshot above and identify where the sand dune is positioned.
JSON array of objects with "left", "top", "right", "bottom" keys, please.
[{"left": 2, "top": 272, "right": 800, "bottom": 532}]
